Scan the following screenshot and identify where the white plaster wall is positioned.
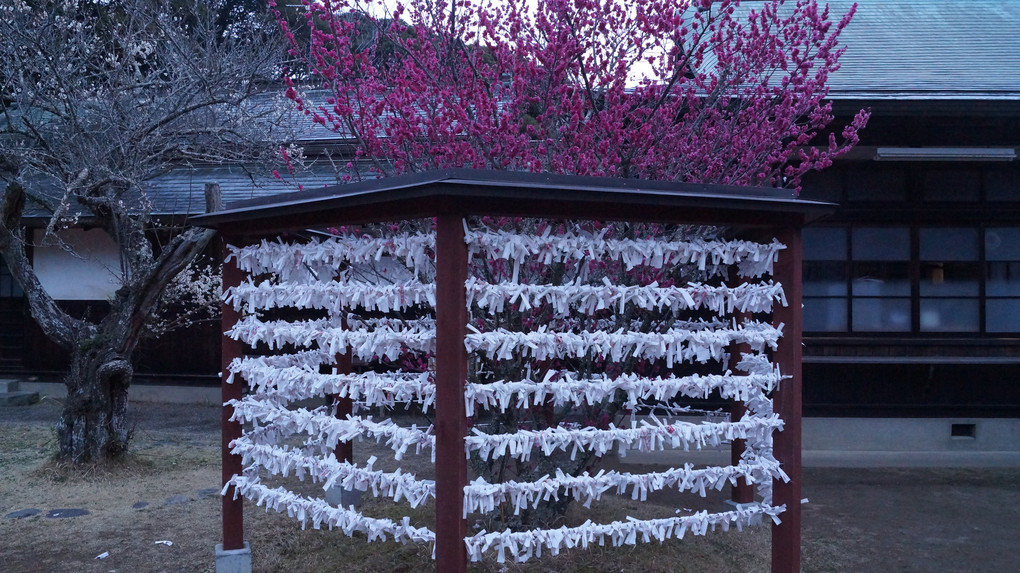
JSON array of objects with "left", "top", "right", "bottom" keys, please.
[{"left": 33, "top": 228, "right": 121, "bottom": 300}]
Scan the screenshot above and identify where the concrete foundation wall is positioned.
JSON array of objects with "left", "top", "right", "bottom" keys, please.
[{"left": 803, "top": 417, "right": 1020, "bottom": 453}]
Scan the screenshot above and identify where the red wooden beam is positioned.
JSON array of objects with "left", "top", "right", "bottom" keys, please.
[
  {"left": 333, "top": 398, "right": 354, "bottom": 462},
  {"left": 729, "top": 400, "right": 754, "bottom": 504},
  {"left": 729, "top": 309, "right": 753, "bottom": 505},
  {"left": 434, "top": 214, "right": 469, "bottom": 573},
  {"left": 220, "top": 240, "right": 245, "bottom": 551},
  {"left": 770, "top": 226, "right": 803, "bottom": 573}
]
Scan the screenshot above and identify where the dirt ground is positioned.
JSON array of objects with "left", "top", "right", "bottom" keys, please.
[{"left": 2, "top": 397, "right": 1018, "bottom": 572}]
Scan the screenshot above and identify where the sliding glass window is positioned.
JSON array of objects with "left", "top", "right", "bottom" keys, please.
[
  {"left": 850, "top": 227, "right": 910, "bottom": 332},
  {"left": 802, "top": 226, "right": 1020, "bottom": 334},
  {"left": 918, "top": 228, "right": 980, "bottom": 332},
  {"left": 803, "top": 227, "right": 848, "bottom": 332},
  {"left": 985, "top": 228, "right": 1020, "bottom": 333}
]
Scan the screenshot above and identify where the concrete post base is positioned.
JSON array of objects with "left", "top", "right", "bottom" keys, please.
[
  {"left": 325, "top": 486, "right": 363, "bottom": 508},
  {"left": 215, "top": 542, "right": 251, "bottom": 573}
]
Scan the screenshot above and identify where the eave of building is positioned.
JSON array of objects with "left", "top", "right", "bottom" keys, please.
[
  {"left": 828, "top": 95, "right": 1020, "bottom": 118},
  {"left": 189, "top": 168, "right": 835, "bottom": 236}
]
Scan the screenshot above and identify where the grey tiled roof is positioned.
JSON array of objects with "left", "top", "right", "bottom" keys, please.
[
  {"left": 142, "top": 164, "right": 353, "bottom": 216},
  {"left": 20, "top": 163, "right": 360, "bottom": 220},
  {"left": 823, "top": 0, "right": 1020, "bottom": 99}
]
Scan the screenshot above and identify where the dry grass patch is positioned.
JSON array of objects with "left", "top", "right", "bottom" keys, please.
[{"left": 1, "top": 403, "right": 777, "bottom": 572}]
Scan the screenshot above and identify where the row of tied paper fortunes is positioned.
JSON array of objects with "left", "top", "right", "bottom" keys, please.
[
  {"left": 229, "top": 356, "right": 781, "bottom": 412},
  {"left": 230, "top": 436, "right": 786, "bottom": 516},
  {"left": 226, "top": 229, "right": 785, "bottom": 283},
  {"left": 224, "top": 277, "right": 786, "bottom": 317},
  {"left": 229, "top": 398, "right": 781, "bottom": 464},
  {"left": 223, "top": 473, "right": 784, "bottom": 565},
  {"left": 227, "top": 314, "right": 782, "bottom": 366}
]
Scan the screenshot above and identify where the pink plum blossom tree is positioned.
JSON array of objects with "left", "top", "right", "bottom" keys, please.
[{"left": 274, "top": 0, "right": 868, "bottom": 190}]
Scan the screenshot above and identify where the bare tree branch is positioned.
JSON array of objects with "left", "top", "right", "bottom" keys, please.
[
  {"left": 1, "top": 182, "right": 85, "bottom": 348},
  {"left": 0, "top": 0, "right": 288, "bottom": 462}
]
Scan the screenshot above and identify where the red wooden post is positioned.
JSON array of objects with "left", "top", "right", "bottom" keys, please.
[
  {"left": 729, "top": 400, "right": 754, "bottom": 504},
  {"left": 729, "top": 309, "right": 753, "bottom": 505},
  {"left": 434, "top": 214, "right": 468, "bottom": 573},
  {"left": 220, "top": 240, "right": 245, "bottom": 551},
  {"left": 333, "top": 339, "right": 354, "bottom": 463},
  {"left": 770, "top": 225, "right": 803, "bottom": 573}
]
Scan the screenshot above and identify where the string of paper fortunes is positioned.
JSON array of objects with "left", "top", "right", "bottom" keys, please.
[
  {"left": 227, "top": 229, "right": 785, "bottom": 280},
  {"left": 229, "top": 353, "right": 780, "bottom": 410},
  {"left": 221, "top": 223, "right": 790, "bottom": 563},
  {"left": 228, "top": 315, "right": 782, "bottom": 367},
  {"left": 223, "top": 276, "right": 787, "bottom": 316},
  {"left": 231, "top": 397, "right": 783, "bottom": 463}
]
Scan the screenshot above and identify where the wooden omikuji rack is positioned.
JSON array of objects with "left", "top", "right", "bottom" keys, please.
[{"left": 191, "top": 169, "right": 832, "bottom": 572}]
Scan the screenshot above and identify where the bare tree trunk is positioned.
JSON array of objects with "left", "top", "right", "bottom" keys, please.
[{"left": 56, "top": 344, "right": 134, "bottom": 463}]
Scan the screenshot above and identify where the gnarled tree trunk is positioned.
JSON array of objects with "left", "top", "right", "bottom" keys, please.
[
  {"left": 56, "top": 345, "right": 134, "bottom": 463},
  {"left": 2, "top": 181, "right": 220, "bottom": 464}
]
